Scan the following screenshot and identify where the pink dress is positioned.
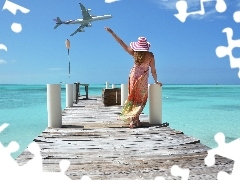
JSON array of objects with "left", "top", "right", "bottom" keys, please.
[{"left": 119, "top": 60, "right": 150, "bottom": 123}]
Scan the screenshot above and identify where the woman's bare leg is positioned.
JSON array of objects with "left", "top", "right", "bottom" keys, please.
[
  {"left": 129, "top": 116, "right": 141, "bottom": 128},
  {"left": 135, "top": 116, "right": 141, "bottom": 127}
]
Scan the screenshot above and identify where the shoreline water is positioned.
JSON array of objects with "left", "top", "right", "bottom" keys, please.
[{"left": 0, "top": 84, "right": 240, "bottom": 159}]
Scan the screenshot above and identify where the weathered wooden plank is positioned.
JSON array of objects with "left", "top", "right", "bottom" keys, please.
[{"left": 15, "top": 96, "right": 233, "bottom": 179}]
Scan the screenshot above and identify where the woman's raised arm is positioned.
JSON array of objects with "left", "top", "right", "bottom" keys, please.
[{"left": 105, "top": 27, "right": 134, "bottom": 56}]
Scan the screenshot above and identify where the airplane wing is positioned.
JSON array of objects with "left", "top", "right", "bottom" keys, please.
[
  {"left": 70, "top": 24, "right": 86, "bottom": 36},
  {"left": 79, "top": 3, "right": 92, "bottom": 20}
]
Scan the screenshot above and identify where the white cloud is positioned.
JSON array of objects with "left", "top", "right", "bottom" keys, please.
[
  {"left": 0, "top": 59, "right": 7, "bottom": 64},
  {"left": 152, "top": 0, "right": 176, "bottom": 10},
  {"left": 153, "top": 0, "right": 201, "bottom": 10},
  {"left": 105, "top": 0, "right": 120, "bottom": 3}
]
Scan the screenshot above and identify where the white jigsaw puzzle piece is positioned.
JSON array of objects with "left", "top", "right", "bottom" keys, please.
[
  {"left": 205, "top": 132, "right": 240, "bottom": 180},
  {"left": 171, "top": 165, "right": 190, "bottom": 180},
  {"left": 217, "top": 170, "right": 240, "bottom": 180},
  {"left": 2, "top": 0, "right": 30, "bottom": 33},
  {"left": 154, "top": 176, "right": 165, "bottom": 180},
  {"left": 11, "top": 22, "right": 22, "bottom": 33},
  {"left": 41, "top": 172, "right": 72, "bottom": 180},
  {"left": 215, "top": 0, "right": 227, "bottom": 13},
  {"left": 81, "top": 175, "right": 92, "bottom": 180},
  {"left": 20, "top": 142, "right": 43, "bottom": 174},
  {"left": 0, "top": 124, "right": 72, "bottom": 179},
  {"left": 2, "top": 0, "right": 30, "bottom": 15},
  {"left": 216, "top": 27, "right": 240, "bottom": 78},
  {"left": 0, "top": 141, "right": 21, "bottom": 179},
  {"left": 0, "top": 44, "right": 8, "bottom": 51},
  {"left": 233, "top": 11, "right": 240, "bottom": 23},
  {"left": 0, "top": 142, "right": 72, "bottom": 179},
  {"left": 154, "top": 165, "right": 189, "bottom": 180},
  {"left": 0, "top": 123, "right": 9, "bottom": 132},
  {"left": 174, "top": 0, "right": 208, "bottom": 22},
  {"left": 40, "top": 160, "right": 71, "bottom": 180},
  {"left": 174, "top": 0, "right": 227, "bottom": 23}
]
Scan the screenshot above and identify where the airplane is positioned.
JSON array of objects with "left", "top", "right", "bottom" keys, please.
[{"left": 53, "top": 3, "right": 112, "bottom": 36}]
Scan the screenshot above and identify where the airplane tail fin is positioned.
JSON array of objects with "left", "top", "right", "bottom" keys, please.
[{"left": 53, "top": 17, "right": 62, "bottom": 29}]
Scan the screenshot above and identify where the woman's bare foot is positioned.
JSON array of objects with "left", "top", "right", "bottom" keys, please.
[
  {"left": 136, "top": 119, "right": 141, "bottom": 127},
  {"left": 129, "top": 121, "right": 134, "bottom": 129},
  {"left": 129, "top": 118, "right": 141, "bottom": 129}
]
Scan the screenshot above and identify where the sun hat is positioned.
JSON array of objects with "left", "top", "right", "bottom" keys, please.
[{"left": 130, "top": 37, "right": 150, "bottom": 51}]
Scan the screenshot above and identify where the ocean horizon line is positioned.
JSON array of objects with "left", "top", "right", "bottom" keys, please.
[{"left": 0, "top": 83, "right": 240, "bottom": 86}]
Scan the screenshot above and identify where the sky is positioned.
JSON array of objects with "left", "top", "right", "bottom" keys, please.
[{"left": 0, "top": 0, "right": 240, "bottom": 85}]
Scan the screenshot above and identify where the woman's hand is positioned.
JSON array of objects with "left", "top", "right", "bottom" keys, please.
[
  {"left": 155, "top": 81, "right": 162, "bottom": 86},
  {"left": 104, "top": 27, "right": 113, "bottom": 34}
]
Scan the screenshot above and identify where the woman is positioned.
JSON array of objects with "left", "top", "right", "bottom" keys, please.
[{"left": 105, "top": 27, "right": 162, "bottom": 128}]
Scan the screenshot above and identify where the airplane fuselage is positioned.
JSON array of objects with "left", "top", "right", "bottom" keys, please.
[{"left": 60, "top": 15, "right": 112, "bottom": 25}]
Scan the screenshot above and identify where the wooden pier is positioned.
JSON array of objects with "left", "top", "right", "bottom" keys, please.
[{"left": 16, "top": 96, "right": 233, "bottom": 179}]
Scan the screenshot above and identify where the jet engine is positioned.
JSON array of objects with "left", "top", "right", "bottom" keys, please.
[
  {"left": 87, "top": 9, "right": 91, "bottom": 12},
  {"left": 86, "top": 23, "right": 92, "bottom": 27}
]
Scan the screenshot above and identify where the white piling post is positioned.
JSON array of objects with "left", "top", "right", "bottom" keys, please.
[
  {"left": 106, "top": 81, "right": 109, "bottom": 89},
  {"left": 148, "top": 84, "right": 162, "bottom": 125},
  {"left": 72, "top": 85, "right": 74, "bottom": 103},
  {"left": 47, "top": 84, "right": 62, "bottom": 128},
  {"left": 121, "top": 84, "right": 128, "bottom": 106},
  {"left": 112, "top": 84, "right": 116, "bottom": 88},
  {"left": 73, "top": 84, "right": 77, "bottom": 103},
  {"left": 66, "top": 84, "right": 73, "bottom": 107}
]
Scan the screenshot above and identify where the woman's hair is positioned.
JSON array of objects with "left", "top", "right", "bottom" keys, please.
[{"left": 133, "top": 51, "right": 146, "bottom": 66}]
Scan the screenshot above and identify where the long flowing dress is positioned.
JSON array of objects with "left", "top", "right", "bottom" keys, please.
[{"left": 119, "top": 60, "right": 150, "bottom": 123}]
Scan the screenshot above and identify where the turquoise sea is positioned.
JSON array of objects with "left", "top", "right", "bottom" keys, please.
[{"left": 0, "top": 84, "right": 240, "bottom": 159}]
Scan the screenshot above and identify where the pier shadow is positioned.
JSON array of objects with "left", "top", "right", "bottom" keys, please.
[
  {"left": 79, "top": 98, "right": 97, "bottom": 100},
  {"left": 108, "top": 122, "right": 169, "bottom": 129},
  {"left": 73, "top": 105, "right": 85, "bottom": 107},
  {"left": 133, "top": 122, "right": 169, "bottom": 128},
  {"left": 61, "top": 125, "right": 84, "bottom": 128}
]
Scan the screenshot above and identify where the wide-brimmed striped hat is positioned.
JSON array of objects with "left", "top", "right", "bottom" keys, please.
[{"left": 130, "top": 37, "right": 150, "bottom": 51}]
